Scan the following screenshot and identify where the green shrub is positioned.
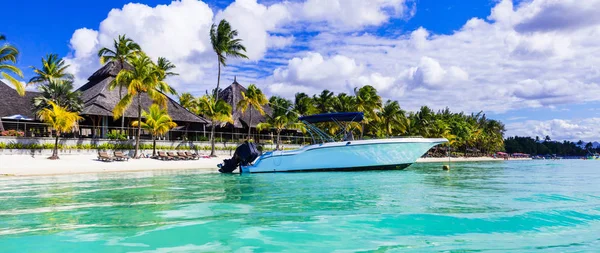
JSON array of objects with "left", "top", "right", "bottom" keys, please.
[{"left": 106, "top": 131, "right": 127, "bottom": 140}]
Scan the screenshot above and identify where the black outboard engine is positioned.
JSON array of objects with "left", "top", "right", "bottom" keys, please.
[{"left": 219, "top": 141, "right": 260, "bottom": 173}]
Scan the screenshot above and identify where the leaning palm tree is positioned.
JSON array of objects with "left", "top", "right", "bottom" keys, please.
[
  {"left": 99, "top": 35, "right": 142, "bottom": 132},
  {"left": 112, "top": 53, "right": 176, "bottom": 158},
  {"left": 210, "top": 19, "right": 248, "bottom": 98},
  {"left": 28, "top": 54, "right": 73, "bottom": 85},
  {"left": 132, "top": 104, "right": 177, "bottom": 157},
  {"left": 237, "top": 84, "right": 267, "bottom": 139},
  {"left": 195, "top": 95, "right": 233, "bottom": 157},
  {"left": 37, "top": 101, "right": 83, "bottom": 160},
  {"left": 258, "top": 96, "right": 304, "bottom": 150},
  {"left": 0, "top": 35, "right": 24, "bottom": 95},
  {"left": 0, "top": 35, "right": 24, "bottom": 131}
]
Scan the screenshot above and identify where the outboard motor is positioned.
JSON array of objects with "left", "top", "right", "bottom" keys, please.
[{"left": 219, "top": 141, "right": 260, "bottom": 173}]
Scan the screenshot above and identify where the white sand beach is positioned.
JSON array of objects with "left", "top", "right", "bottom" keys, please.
[
  {"left": 417, "top": 157, "right": 532, "bottom": 163},
  {"left": 0, "top": 155, "right": 225, "bottom": 176},
  {"left": 0, "top": 154, "right": 533, "bottom": 177}
]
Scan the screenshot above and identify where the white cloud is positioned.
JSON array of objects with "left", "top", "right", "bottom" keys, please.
[
  {"left": 298, "top": 0, "right": 412, "bottom": 29},
  {"left": 216, "top": 0, "right": 291, "bottom": 60},
  {"left": 58, "top": 0, "right": 600, "bottom": 131},
  {"left": 404, "top": 56, "right": 468, "bottom": 89},
  {"left": 506, "top": 118, "right": 600, "bottom": 141},
  {"left": 65, "top": 0, "right": 216, "bottom": 92},
  {"left": 267, "top": 35, "right": 295, "bottom": 49},
  {"left": 271, "top": 52, "right": 363, "bottom": 90}
]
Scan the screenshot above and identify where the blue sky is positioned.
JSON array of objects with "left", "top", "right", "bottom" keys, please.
[{"left": 2, "top": 0, "right": 600, "bottom": 141}]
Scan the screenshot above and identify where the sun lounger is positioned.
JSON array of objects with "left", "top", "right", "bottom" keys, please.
[
  {"left": 185, "top": 151, "right": 200, "bottom": 160},
  {"left": 177, "top": 151, "right": 192, "bottom": 160},
  {"left": 97, "top": 151, "right": 114, "bottom": 162},
  {"left": 113, "top": 151, "right": 130, "bottom": 161},
  {"left": 167, "top": 152, "right": 181, "bottom": 160},
  {"left": 157, "top": 151, "right": 173, "bottom": 160}
]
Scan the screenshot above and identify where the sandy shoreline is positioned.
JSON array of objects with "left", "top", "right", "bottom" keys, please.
[
  {"left": 0, "top": 155, "right": 532, "bottom": 177},
  {"left": 0, "top": 154, "right": 225, "bottom": 176},
  {"left": 416, "top": 157, "right": 532, "bottom": 163}
]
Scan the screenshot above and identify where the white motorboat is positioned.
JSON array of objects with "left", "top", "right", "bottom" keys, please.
[{"left": 240, "top": 112, "right": 447, "bottom": 173}]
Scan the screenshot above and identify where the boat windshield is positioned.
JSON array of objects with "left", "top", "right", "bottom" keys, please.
[{"left": 299, "top": 112, "right": 364, "bottom": 144}]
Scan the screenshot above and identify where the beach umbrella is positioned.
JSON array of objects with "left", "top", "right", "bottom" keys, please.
[{"left": 2, "top": 114, "right": 34, "bottom": 131}]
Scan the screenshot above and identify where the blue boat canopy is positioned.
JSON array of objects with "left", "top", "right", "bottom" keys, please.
[{"left": 299, "top": 112, "right": 364, "bottom": 123}]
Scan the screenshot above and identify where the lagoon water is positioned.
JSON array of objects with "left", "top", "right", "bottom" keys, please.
[{"left": 1, "top": 160, "right": 600, "bottom": 252}]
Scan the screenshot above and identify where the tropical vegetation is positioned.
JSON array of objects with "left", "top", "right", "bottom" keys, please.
[
  {"left": 99, "top": 34, "right": 142, "bottom": 132},
  {"left": 505, "top": 136, "right": 599, "bottom": 156},
  {"left": 132, "top": 104, "right": 177, "bottom": 156},
  {"left": 28, "top": 54, "right": 73, "bottom": 85},
  {"left": 36, "top": 102, "right": 83, "bottom": 159},
  {"left": 257, "top": 96, "right": 304, "bottom": 150},
  {"left": 210, "top": 19, "right": 248, "bottom": 98},
  {"left": 237, "top": 84, "right": 268, "bottom": 138},
  {"left": 111, "top": 52, "right": 177, "bottom": 158},
  {"left": 0, "top": 34, "right": 24, "bottom": 96},
  {"left": 195, "top": 95, "right": 233, "bottom": 156},
  {"left": 33, "top": 80, "right": 83, "bottom": 113}
]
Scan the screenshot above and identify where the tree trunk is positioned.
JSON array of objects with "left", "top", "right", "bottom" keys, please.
[
  {"left": 119, "top": 60, "right": 125, "bottom": 135},
  {"left": 210, "top": 120, "right": 216, "bottom": 157},
  {"left": 152, "top": 135, "right": 157, "bottom": 157},
  {"left": 52, "top": 132, "right": 60, "bottom": 160},
  {"left": 135, "top": 94, "right": 141, "bottom": 158},
  {"left": 276, "top": 130, "right": 281, "bottom": 150},
  {"left": 248, "top": 109, "right": 252, "bottom": 140},
  {"left": 214, "top": 58, "right": 221, "bottom": 99}
]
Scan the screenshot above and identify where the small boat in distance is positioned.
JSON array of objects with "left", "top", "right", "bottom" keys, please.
[{"left": 241, "top": 112, "right": 447, "bottom": 173}]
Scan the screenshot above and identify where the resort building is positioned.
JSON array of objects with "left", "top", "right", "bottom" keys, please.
[
  {"left": 217, "top": 77, "right": 273, "bottom": 140},
  {"left": 0, "top": 63, "right": 297, "bottom": 143},
  {"left": 76, "top": 61, "right": 208, "bottom": 139},
  {"left": 0, "top": 62, "right": 208, "bottom": 139}
]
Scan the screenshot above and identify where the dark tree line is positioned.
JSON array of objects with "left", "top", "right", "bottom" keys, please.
[{"left": 504, "top": 136, "right": 599, "bottom": 156}]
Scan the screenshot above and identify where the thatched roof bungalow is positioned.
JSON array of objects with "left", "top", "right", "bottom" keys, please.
[
  {"left": 76, "top": 61, "right": 209, "bottom": 138},
  {"left": 218, "top": 77, "right": 272, "bottom": 130},
  {"left": 0, "top": 81, "right": 41, "bottom": 131}
]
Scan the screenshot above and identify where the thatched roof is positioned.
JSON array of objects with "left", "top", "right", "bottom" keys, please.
[
  {"left": 218, "top": 77, "right": 272, "bottom": 128},
  {"left": 0, "top": 81, "right": 40, "bottom": 119},
  {"left": 77, "top": 61, "right": 208, "bottom": 123}
]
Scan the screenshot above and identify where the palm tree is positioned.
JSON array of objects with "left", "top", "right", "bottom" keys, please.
[
  {"left": 178, "top": 92, "right": 196, "bottom": 112},
  {"left": 377, "top": 100, "right": 409, "bottom": 137},
  {"left": 98, "top": 34, "right": 142, "bottom": 67},
  {"left": 99, "top": 35, "right": 142, "bottom": 132},
  {"left": 195, "top": 95, "right": 233, "bottom": 157},
  {"left": 237, "top": 84, "right": 267, "bottom": 139},
  {"left": 210, "top": 19, "right": 248, "bottom": 98},
  {"left": 258, "top": 96, "right": 304, "bottom": 150},
  {"left": 354, "top": 85, "right": 382, "bottom": 138},
  {"left": 313, "top": 90, "right": 335, "bottom": 113},
  {"left": 332, "top": 93, "right": 357, "bottom": 112},
  {"left": 0, "top": 35, "right": 24, "bottom": 95},
  {"left": 28, "top": 54, "right": 73, "bottom": 85},
  {"left": 112, "top": 53, "right": 176, "bottom": 158},
  {"left": 33, "top": 80, "right": 83, "bottom": 113},
  {"left": 0, "top": 35, "right": 24, "bottom": 131},
  {"left": 132, "top": 104, "right": 177, "bottom": 157},
  {"left": 293, "top": 92, "right": 317, "bottom": 116},
  {"left": 37, "top": 101, "right": 83, "bottom": 160}
]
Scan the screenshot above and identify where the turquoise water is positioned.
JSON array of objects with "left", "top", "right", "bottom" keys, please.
[{"left": 1, "top": 160, "right": 600, "bottom": 252}]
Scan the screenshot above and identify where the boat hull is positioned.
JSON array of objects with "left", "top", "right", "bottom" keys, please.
[{"left": 242, "top": 138, "right": 447, "bottom": 173}]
